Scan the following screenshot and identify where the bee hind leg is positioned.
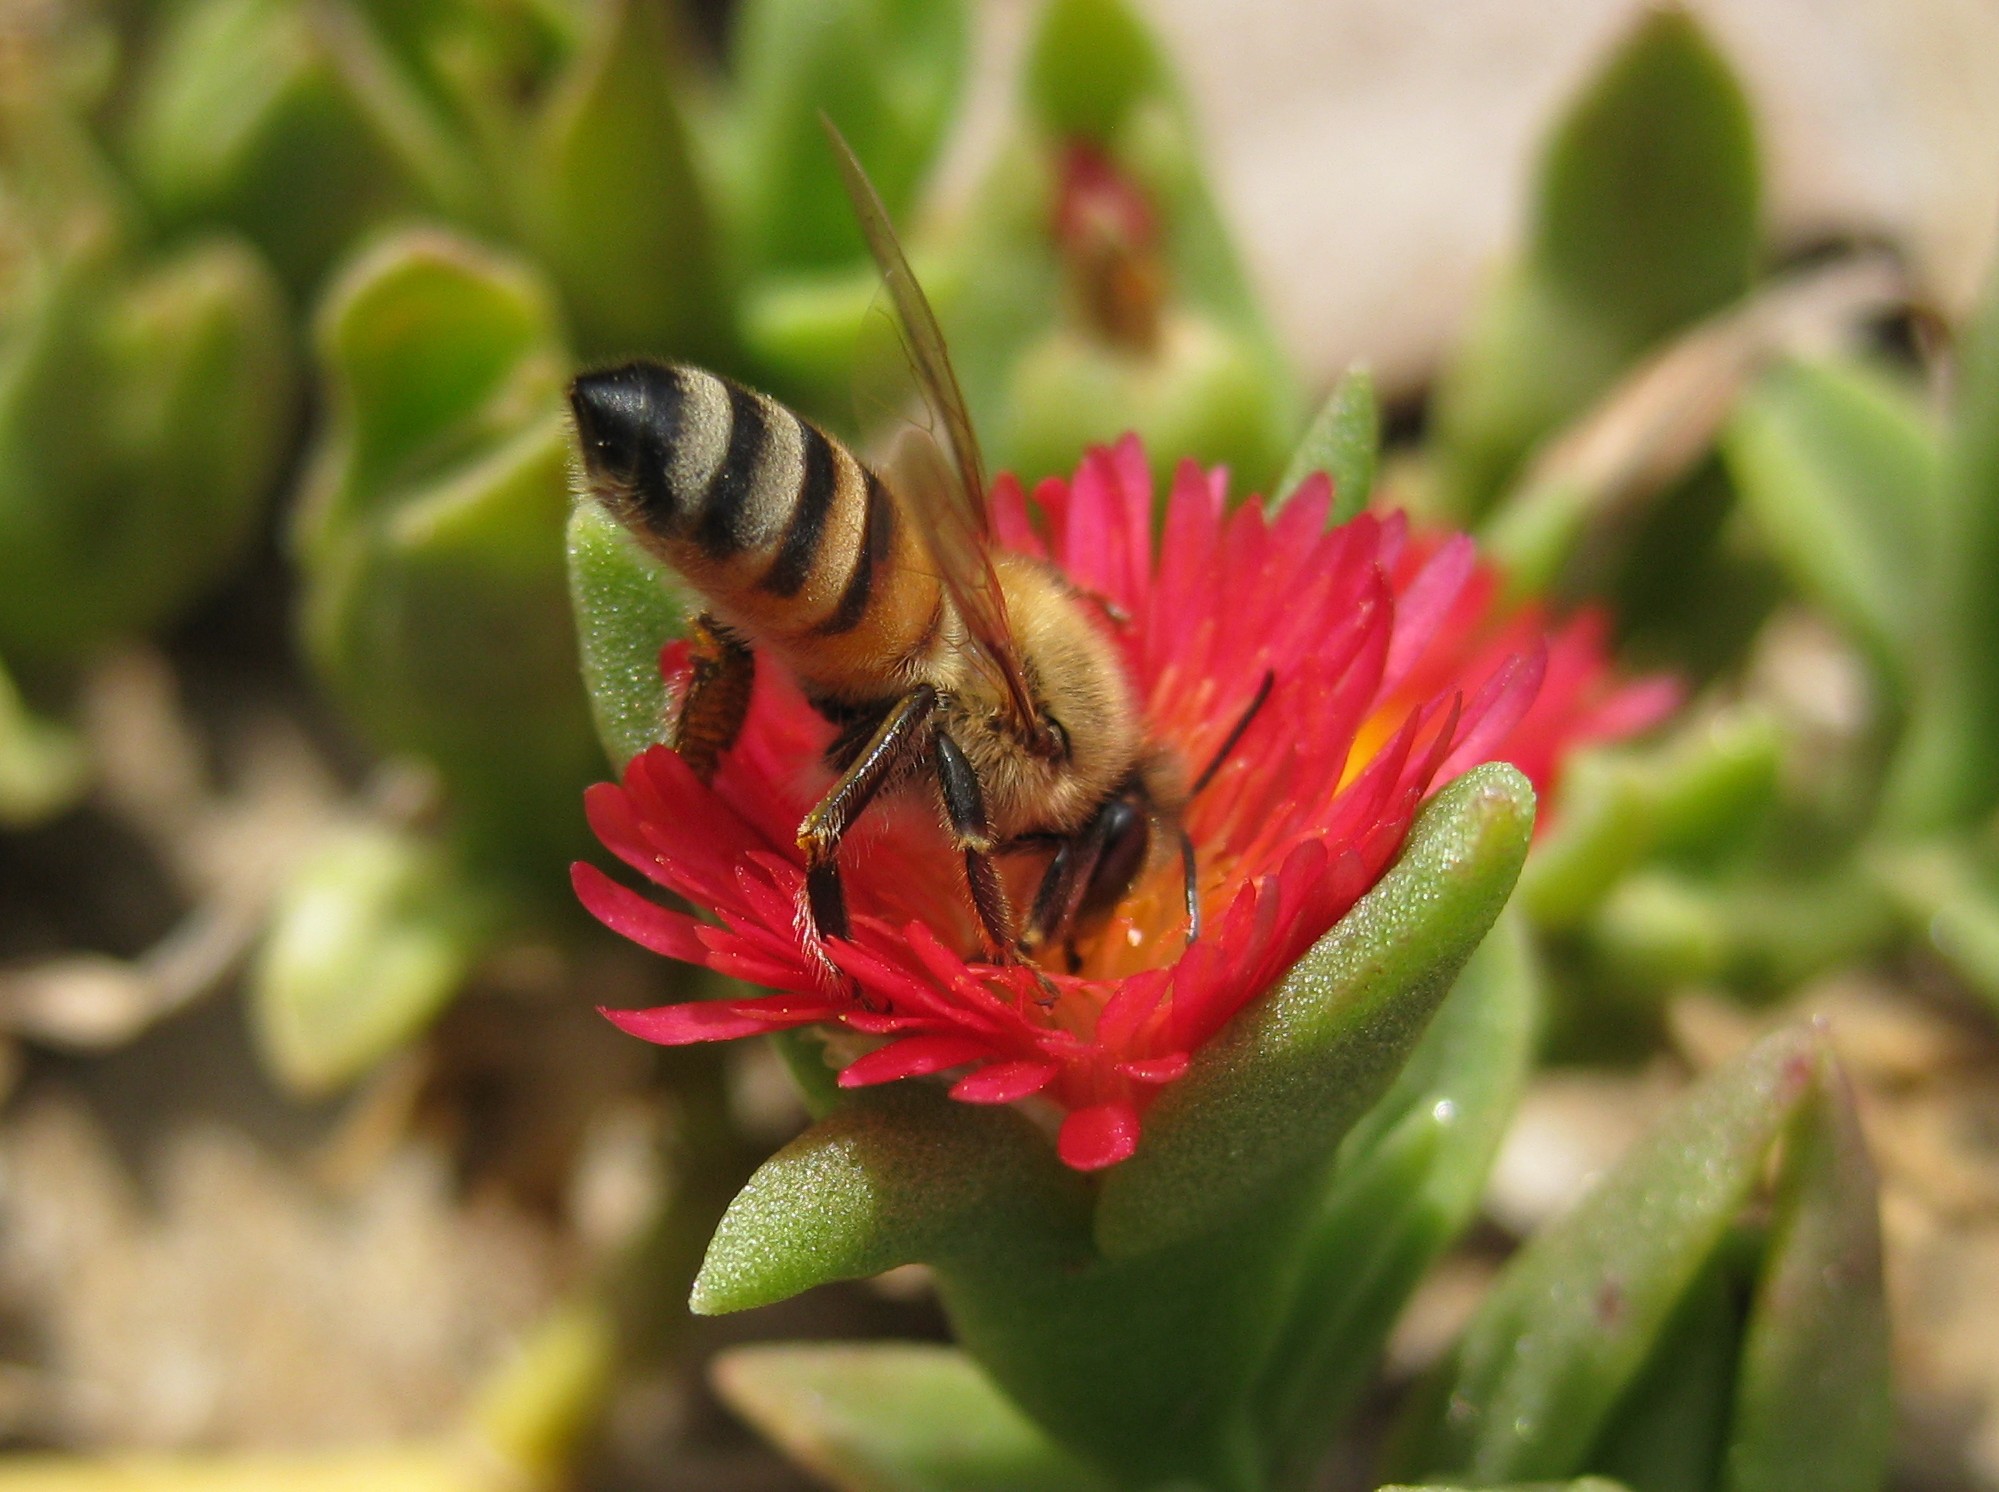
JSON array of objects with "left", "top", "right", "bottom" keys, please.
[
  {"left": 670, "top": 615, "right": 755, "bottom": 782},
  {"left": 796, "top": 685, "right": 939, "bottom": 948}
]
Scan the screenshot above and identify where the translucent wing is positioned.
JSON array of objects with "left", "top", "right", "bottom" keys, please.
[{"left": 823, "top": 117, "right": 1043, "bottom": 738}]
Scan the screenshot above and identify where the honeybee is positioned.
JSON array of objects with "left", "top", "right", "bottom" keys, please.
[{"left": 568, "top": 125, "right": 1258, "bottom": 970}]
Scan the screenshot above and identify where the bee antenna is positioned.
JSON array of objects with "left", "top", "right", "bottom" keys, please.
[{"left": 1192, "top": 670, "right": 1274, "bottom": 797}]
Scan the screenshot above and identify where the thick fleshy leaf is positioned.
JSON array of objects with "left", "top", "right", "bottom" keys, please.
[
  {"left": 1023, "top": 0, "right": 1169, "bottom": 142},
  {"left": 1725, "top": 356, "right": 1942, "bottom": 686},
  {"left": 1277, "top": 363, "right": 1378, "bottom": 520},
  {"left": 295, "top": 229, "right": 564, "bottom": 553},
  {"left": 1585, "top": 1249, "right": 1745, "bottom": 1492},
  {"left": 951, "top": 0, "right": 1298, "bottom": 489},
  {"left": 1388, "top": 1025, "right": 1831, "bottom": 1484},
  {"left": 250, "top": 823, "right": 497, "bottom": 1095},
  {"left": 1520, "top": 707, "right": 1779, "bottom": 930},
  {"left": 123, "top": 0, "right": 429, "bottom": 290},
  {"left": 1724, "top": 1058, "right": 1890, "bottom": 1492},
  {"left": 1434, "top": 8, "right": 1758, "bottom": 516},
  {"left": 1002, "top": 312, "right": 1294, "bottom": 494},
  {"left": 1092, "top": 763, "right": 1537, "bottom": 1258},
  {"left": 692, "top": 1084, "right": 1316, "bottom": 1488},
  {"left": 521, "top": 0, "right": 724, "bottom": 361},
  {"left": 712, "top": 1343, "right": 1112, "bottom": 1492},
  {"left": 728, "top": 0, "right": 967, "bottom": 278},
  {"left": 1886, "top": 259, "right": 1999, "bottom": 832},
  {"left": 0, "top": 229, "right": 295, "bottom": 659},
  {"left": 690, "top": 1083, "right": 1091, "bottom": 1316},
  {"left": 1258, "top": 912, "right": 1541, "bottom": 1487},
  {"left": 565, "top": 500, "right": 685, "bottom": 770},
  {"left": 297, "top": 231, "right": 602, "bottom": 877}
]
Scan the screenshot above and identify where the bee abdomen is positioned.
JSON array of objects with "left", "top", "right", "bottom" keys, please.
[{"left": 570, "top": 359, "right": 942, "bottom": 689}]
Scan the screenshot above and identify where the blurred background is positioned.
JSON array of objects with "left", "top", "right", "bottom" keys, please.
[{"left": 1, "top": 0, "right": 1997, "bottom": 1489}]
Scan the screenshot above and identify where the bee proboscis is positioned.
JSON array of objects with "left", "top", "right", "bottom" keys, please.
[{"left": 568, "top": 122, "right": 1262, "bottom": 973}]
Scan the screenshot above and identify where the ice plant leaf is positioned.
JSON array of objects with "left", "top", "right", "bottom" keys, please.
[
  {"left": 1093, "top": 763, "right": 1537, "bottom": 1259},
  {"left": 1520, "top": 706, "right": 1779, "bottom": 931},
  {"left": 565, "top": 500, "right": 686, "bottom": 771},
  {"left": 1257, "top": 912, "right": 1541, "bottom": 1486},
  {"left": 298, "top": 230, "right": 602, "bottom": 878},
  {"left": 691, "top": 1084, "right": 1091, "bottom": 1316},
  {"left": 123, "top": 0, "right": 426, "bottom": 291},
  {"left": 730, "top": 0, "right": 968, "bottom": 278},
  {"left": 1277, "top": 363, "right": 1378, "bottom": 520},
  {"left": 1434, "top": 8, "right": 1758, "bottom": 516},
  {"left": 1024, "top": 0, "right": 1171, "bottom": 142},
  {"left": 250, "top": 823, "right": 498, "bottom": 1096},
  {"left": 712, "top": 1343, "right": 1114, "bottom": 1492},
  {"left": 1390, "top": 1024, "right": 1832, "bottom": 1485},
  {"left": 1725, "top": 355, "right": 1942, "bottom": 687},
  {"left": 1887, "top": 258, "right": 1999, "bottom": 833},
  {"left": 0, "top": 230, "right": 296, "bottom": 660},
  {"left": 521, "top": 0, "right": 724, "bottom": 362},
  {"left": 1724, "top": 1061, "right": 1890, "bottom": 1492}
]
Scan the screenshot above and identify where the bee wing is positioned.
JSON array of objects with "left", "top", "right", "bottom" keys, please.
[{"left": 824, "top": 117, "right": 1042, "bottom": 734}]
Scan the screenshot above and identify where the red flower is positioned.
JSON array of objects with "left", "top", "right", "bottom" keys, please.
[{"left": 574, "top": 438, "right": 1675, "bottom": 1171}]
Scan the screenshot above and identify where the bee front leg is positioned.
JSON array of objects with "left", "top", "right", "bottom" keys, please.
[
  {"left": 670, "top": 614, "right": 755, "bottom": 782},
  {"left": 796, "top": 686, "right": 939, "bottom": 943}
]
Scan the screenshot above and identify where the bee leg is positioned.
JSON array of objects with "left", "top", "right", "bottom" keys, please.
[
  {"left": 1178, "top": 824, "right": 1201, "bottom": 946},
  {"left": 797, "top": 686, "right": 940, "bottom": 948},
  {"left": 933, "top": 732, "right": 1021, "bottom": 960},
  {"left": 670, "top": 614, "right": 755, "bottom": 783}
]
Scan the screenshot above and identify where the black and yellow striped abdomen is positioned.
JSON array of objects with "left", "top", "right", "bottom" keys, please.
[{"left": 569, "top": 361, "right": 943, "bottom": 702}]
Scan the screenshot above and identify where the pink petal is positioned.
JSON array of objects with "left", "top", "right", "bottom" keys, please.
[
  {"left": 836, "top": 1033, "right": 999, "bottom": 1088},
  {"left": 600, "top": 995, "right": 827, "bottom": 1045},
  {"left": 950, "top": 1059, "right": 1061, "bottom": 1103},
  {"left": 1058, "top": 1101, "right": 1142, "bottom": 1171},
  {"left": 571, "top": 862, "right": 711, "bottom": 962},
  {"left": 1439, "top": 643, "right": 1549, "bottom": 781},
  {"left": 1117, "top": 1052, "right": 1190, "bottom": 1085}
]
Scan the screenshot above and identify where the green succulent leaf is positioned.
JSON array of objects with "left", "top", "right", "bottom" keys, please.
[
  {"left": 565, "top": 500, "right": 684, "bottom": 771},
  {"left": 522, "top": 0, "right": 724, "bottom": 362},
  {"left": 1434, "top": 8, "right": 1759, "bottom": 516},
  {"left": 691, "top": 1084, "right": 1090, "bottom": 1316},
  {"left": 1725, "top": 355, "right": 1942, "bottom": 688},
  {"left": 1887, "top": 257, "right": 1999, "bottom": 832},
  {"left": 947, "top": 0, "right": 1298, "bottom": 491},
  {"left": 1277, "top": 363, "right": 1378, "bottom": 519},
  {"left": 712, "top": 1343, "right": 1113, "bottom": 1492},
  {"left": 0, "top": 232, "right": 296, "bottom": 659},
  {"left": 1257, "top": 912, "right": 1542, "bottom": 1486},
  {"left": 124, "top": 0, "right": 429, "bottom": 290},
  {"left": 1724, "top": 1064, "right": 1890, "bottom": 1492},
  {"left": 1092, "top": 763, "right": 1537, "bottom": 1258},
  {"left": 1388, "top": 1024, "right": 1876, "bottom": 1487},
  {"left": 1023, "top": 0, "right": 1171, "bottom": 143},
  {"left": 251, "top": 821, "right": 499, "bottom": 1095},
  {"left": 1001, "top": 311, "right": 1295, "bottom": 495},
  {"left": 728, "top": 0, "right": 968, "bottom": 278},
  {"left": 1520, "top": 707, "right": 1779, "bottom": 931},
  {"left": 298, "top": 230, "right": 601, "bottom": 880}
]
